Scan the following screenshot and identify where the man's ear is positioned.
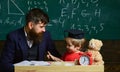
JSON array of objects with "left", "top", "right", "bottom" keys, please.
[{"left": 28, "top": 22, "right": 33, "bottom": 29}]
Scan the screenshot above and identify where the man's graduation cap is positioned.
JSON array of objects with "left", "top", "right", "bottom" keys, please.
[{"left": 64, "top": 29, "right": 84, "bottom": 39}]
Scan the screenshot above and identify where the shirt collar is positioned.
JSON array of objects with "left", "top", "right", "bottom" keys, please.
[{"left": 24, "top": 27, "right": 27, "bottom": 38}]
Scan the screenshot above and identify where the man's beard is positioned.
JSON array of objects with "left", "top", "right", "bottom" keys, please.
[{"left": 27, "top": 28, "right": 43, "bottom": 44}]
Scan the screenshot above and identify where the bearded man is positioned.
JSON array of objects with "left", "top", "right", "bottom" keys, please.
[{"left": 0, "top": 8, "right": 61, "bottom": 72}]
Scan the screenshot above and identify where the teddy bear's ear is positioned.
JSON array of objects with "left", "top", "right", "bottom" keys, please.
[
  {"left": 98, "top": 40, "right": 103, "bottom": 47},
  {"left": 91, "top": 38, "right": 95, "bottom": 41}
]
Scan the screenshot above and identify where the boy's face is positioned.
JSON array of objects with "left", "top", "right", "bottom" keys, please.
[
  {"left": 65, "top": 37, "right": 81, "bottom": 53},
  {"left": 66, "top": 42, "right": 80, "bottom": 53}
]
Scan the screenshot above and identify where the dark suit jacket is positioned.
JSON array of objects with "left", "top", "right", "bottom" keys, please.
[{"left": 0, "top": 27, "right": 61, "bottom": 72}]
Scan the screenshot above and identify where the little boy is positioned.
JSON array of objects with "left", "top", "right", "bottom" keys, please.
[{"left": 47, "top": 29, "right": 86, "bottom": 61}]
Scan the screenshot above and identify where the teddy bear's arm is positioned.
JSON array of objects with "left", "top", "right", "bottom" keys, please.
[{"left": 93, "top": 52, "right": 104, "bottom": 65}]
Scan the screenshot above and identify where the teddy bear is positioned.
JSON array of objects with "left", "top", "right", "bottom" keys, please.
[{"left": 87, "top": 38, "right": 104, "bottom": 65}]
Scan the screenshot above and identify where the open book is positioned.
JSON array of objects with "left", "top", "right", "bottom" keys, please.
[{"left": 14, "top": 60, "right": 51, "bottom": 66}]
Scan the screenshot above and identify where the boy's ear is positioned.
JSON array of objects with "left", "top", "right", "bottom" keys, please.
[{"left": 75, "top": 45, "right": 81, "bottom": 50}]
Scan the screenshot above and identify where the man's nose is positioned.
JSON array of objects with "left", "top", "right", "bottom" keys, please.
[{"left": 42, "top": 27, "right": 46, "bottom": 32}]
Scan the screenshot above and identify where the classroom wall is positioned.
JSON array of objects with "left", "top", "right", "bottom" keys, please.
[
  {"left": 0, "top": 0, "right": 120, "bottom": 40},
  {"left": 0, "top": 40, "right": 120, "bottom": 72}
]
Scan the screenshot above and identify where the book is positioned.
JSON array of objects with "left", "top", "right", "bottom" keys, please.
[{"left": 14, "top": 60, "right": 51, "bottom": 66}]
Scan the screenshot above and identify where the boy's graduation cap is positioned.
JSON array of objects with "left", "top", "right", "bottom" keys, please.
[{"left": 64, "top": 29, "right": 84, "bottom": 39}]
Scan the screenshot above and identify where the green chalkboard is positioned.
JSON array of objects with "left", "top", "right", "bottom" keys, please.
[{"left": 0, "top": 0, "right": 120, "bottom": 40}]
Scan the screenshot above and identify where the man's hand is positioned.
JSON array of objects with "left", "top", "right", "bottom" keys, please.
[{"left": 47, "top": 51, "right": 63, "bottom": 61}]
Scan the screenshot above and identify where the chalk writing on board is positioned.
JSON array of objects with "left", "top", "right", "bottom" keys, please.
[
  {"left": 55, "top": 0, "right": 104, "bottom": 35},
  {"left": 70, "top": 23, "right": 104, "bottom": 34},
  {"left": 0, "top": 17, "right": 23, "bottom": 26},
  {"left": 8, "top": 0, "right": 24, "bottom": 15},
  {"left": 27, "top": 1, "right": 48, "bottom": 12},
  {"left": 0, "top": 0, "right": 104, "bottom": 34}
]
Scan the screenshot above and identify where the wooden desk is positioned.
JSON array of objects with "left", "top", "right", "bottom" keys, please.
[{"left": 15, "top": 62, "right": 104, "bottom": 72}]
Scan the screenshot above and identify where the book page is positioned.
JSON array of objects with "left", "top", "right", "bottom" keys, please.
[{"left": 14, "top": 60, "right": 51, "bottom": 66}]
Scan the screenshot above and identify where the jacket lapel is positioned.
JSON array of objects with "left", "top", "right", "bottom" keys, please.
[{"left": 18, "top": 28, "right": 28, "bottom": 60}]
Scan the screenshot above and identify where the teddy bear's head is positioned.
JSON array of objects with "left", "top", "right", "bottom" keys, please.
[{"left": 88, "top": 38, "right": 103, "bottom": 51}]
